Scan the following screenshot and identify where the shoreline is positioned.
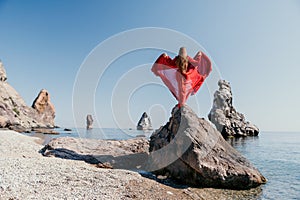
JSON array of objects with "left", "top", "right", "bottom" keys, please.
[{"left": 0, "top": 130, "right": 263, "bottom": 199}]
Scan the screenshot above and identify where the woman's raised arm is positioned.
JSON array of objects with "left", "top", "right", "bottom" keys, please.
[{"left": 188, "top": 51, "right": 212, "bottom": 78}]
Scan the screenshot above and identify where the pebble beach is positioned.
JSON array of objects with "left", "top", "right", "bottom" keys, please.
[
  {"left": 0, "top": 130, "right": 191, "bottom": 199},
  {"left": 0, "top": 130, "right": 265, "bottom": 200}
]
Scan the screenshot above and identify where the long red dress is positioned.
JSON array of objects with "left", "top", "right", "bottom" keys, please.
[{"left": 151, "top": 52, "right": 212, "bottom": 105}]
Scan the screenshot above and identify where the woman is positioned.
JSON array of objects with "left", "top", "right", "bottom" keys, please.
[{"left": 151, "top": 47, "right": 212, "bottom": 107}]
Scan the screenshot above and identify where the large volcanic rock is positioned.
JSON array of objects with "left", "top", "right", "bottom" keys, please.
[
  {"left": 137, "top": 112, "right": 152, "bottom": 130},
  {"left": 148, "top": 105, "right": 266, "bottom": 189},
  {"left": 0, "top": 61, "right": 56, "bottom": 130},
  {"left": 208, "top": 80, "right": 259, "bottom": 138}
]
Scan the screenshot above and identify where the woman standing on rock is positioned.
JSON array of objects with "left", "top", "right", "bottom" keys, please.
[{"left": 151, "top": 47, "right": 212, "bottom": 107}]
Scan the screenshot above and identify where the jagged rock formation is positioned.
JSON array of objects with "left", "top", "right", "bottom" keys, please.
[
  {"left": 208, "top": 80, "right": 259, "bottom": 138},
  {"left": 86, "top": 114, "right": 93, "bottom": 129},
  {"left": 0, "top": 60, "right": 56, "bottom": 131},
  {"left": 137, "top": 112, "right": 152, "bottom": 130},
  {"left": 148, "top": 105, "right": 266, "bottom": 189},
  {"left": 32, "top": 89, "right": 55, "bottom": 127}
]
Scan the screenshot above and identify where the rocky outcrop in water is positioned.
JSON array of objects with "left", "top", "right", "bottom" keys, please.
[
  {"left": 0, "top": 60, "right": 56, "bottom": 131},
  {"left": 148, "top": 105, "right": 266, "bottom": 189},
  {"left": 86, "top": 114, "right": 93, "bottom": 129},
  {"left": 137, "top": 112, "right": 152, "bottom": 130},
  {"left": 208, "top": 80, "right": 259, "bottom": 138}
]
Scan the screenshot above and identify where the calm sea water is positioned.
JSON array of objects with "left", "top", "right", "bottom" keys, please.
[
  {"left": 227, "top": 132, "right": 300, "bottom": 200},
  {"left": 26, "top": 129, "right": 300, "bottom": 199}
]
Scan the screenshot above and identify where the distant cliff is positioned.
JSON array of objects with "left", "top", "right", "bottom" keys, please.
[{"left": 0, "top": 60, "right": 55, "bottom": 132}]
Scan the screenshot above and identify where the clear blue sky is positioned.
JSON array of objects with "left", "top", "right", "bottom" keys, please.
[{"left": 0, "top": 0, "right": 299, "bottom": 131}]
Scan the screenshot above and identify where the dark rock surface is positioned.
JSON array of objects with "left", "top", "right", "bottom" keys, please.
[
  {"left": 137, "top": 112, "right": 152, "bottom": 130},
  {"left": 208, "top": 80, "right": 259, "bottom": 138},
  {"left": 86, "top": 114, "right": 93, "bottom": 129},
  {"left": 148, "top": 105, "right": 266, "bottom": 189},
  {"left": 40, "top": 137, "right": 149, "bottom": 169}
]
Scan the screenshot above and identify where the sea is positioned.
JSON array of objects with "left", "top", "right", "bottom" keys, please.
[{"left": 25, "top": 129, "right": 300, "bottom": 200}]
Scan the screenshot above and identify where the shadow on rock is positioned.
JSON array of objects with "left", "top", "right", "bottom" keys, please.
[{"left": 39, "top": 137, "right": 150, "bottom": 170}]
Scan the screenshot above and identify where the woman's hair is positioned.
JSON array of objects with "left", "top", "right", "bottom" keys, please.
[{"left": 175, "top": 47, "right": 188, "bottom": 74}]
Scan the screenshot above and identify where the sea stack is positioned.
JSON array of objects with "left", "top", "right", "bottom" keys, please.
[
  {"left": 137, "top": 112, "right": 152, "bottom": 130},
  {"left": 32, "top": 89, "right": 56, "bottom": 127},
  {"left": 86, "top": 114, "right": 93, "bottom": 129},
  {"left": 208, "top": 80, "right": 259, "bottom": 138},
  {"left": 148, "top": 105, "right": 266, "bottom": 189}
]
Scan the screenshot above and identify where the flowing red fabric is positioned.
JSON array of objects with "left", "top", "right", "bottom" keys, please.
[{"left": 151, "top": 52, "right": 212, "bottom": 105}]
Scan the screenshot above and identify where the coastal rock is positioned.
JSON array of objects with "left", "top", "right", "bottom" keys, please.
[
  {"left": 0, "top": 61, "right": 7, "bottom": 82},
  {"left": 0, "top": 60, "right": 56, "bottom": 130},
  {"left": 148, "top": 105, "right": 266, "bottom": 189},
  {"left": 137, "top": 112, "right": 153, "bottom": 130},
  {"left": 32, "top": 89, "right": 55, "bottom": 127},
  {"left": 40, "top": 137, "right": 149, "bottom": 169},
  {"left": 9, "top": 125, "right": 31, "bottom": 133},
  {"left": 86, "top": 114, "right": 93, "bottom": 129},
  {"left": 208, "top": 80, "right": 259, "bottom": 138},
  {"left": 0, "top": 116, "right": 10, "bottom": 127},
  {"left": 33, "top": 128, "right": 59, "bottom": 135}
]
